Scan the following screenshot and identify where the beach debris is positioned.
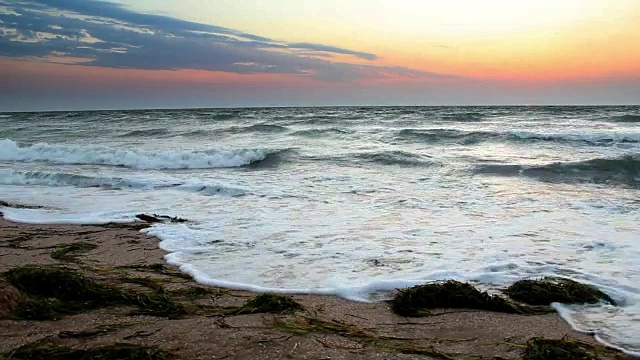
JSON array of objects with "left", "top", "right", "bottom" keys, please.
[
  {"left": 51, "top": 242, "right": 98, "bottom": 262},
  {"left": 233, "top": 293, "right": 304, "bottom": 314},
  {"left": 389, "top": 280, "right": 553, "bottom": 317},
  {"left": 504, "top": 277, "right": 616, "bottom": 306},
  {"left": 4, "top": 341, "right": 180, "bottom": 360},
  {"left": 523, "top": 338, "right": 602, "bottom": 360},
  {"left": 3, "top": 265, "right": 185, "bottom": 320},
  {"left": 135, "top": 213, "right": 188, "bottom": 223}
]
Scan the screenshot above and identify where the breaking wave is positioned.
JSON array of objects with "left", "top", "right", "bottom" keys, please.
[
  {"left": 0, "top": 170, "right": 248, "bottom": 196},
  {"left": 0, "top": 139, "right": 280, "bottom": 169},
  {"left": 473, "top": 155, "right": 640, "bottom": 187}
]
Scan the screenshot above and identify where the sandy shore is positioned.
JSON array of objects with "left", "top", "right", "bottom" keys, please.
[{"left": 0, "top": 210, "right": 632, "bottom": 359}]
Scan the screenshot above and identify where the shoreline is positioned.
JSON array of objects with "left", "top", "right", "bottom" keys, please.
[{"left": 0, "top": 206, "right": 634, "bottom": 359}]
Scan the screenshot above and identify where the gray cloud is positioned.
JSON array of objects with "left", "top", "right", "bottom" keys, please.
[{"left": 0, "top": 0, "right": 460, "bottom": 81}]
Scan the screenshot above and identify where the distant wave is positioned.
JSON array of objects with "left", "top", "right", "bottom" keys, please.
[
  {"left": 394, "top": 128, "right": 640, "bottom": 145},
  {"left": 0, "top": 170, "right": 248, "bottom": 196},
  {"left": 209, "top": 112, "right": 239, "bottom": 120},
  {"left": 0, "top": 139, "right": 280, "bottom": 169},
  {"left": 610, "top": 114, "right": 640, "bottom": 123},
  {"left": 320, "top": 150, "right": 437, "bottom": 167},
  {"left": 473, "top": 155, "right": 640, "bottom": 187},
  {"left": 120, "top": 128, "right": 171, "bottom": 137},
  {"left": 290, "top": 128, "right": 350, "bottom": 137},
  {"left": 220, "top": 124, "right": 289, "bottom": 134},
  {"left": 439, "top": 112, "right": 485, "bottom": 122}
]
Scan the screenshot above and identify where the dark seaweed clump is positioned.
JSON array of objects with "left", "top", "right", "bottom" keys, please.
[
  {"left": 51, "top": 242, "right": 98, "bottom": 262},
  {"left": 234, "top": 293, "right": 304, "bottom": 314},
  {"left": 135, "top": 214, "right": 188, "bottom": 223},
  {"left": 3, "top": 265, "right": 185, "bottom": 320},
  {"left": 4, "top": 342, "right": 180, "bottom": 360},
  {"left": 504, "top": 277, "right": 616, "bottom": 306},
  {"left": 523, "top": 338, "right": 602, "bottom": 360},
  {"left": 390, "top": 280, "right": 552, "bottom": 317}
]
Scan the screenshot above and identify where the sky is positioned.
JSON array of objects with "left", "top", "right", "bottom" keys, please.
[{"left": 0, "top": 0, "right": 639, "bottom": 111}]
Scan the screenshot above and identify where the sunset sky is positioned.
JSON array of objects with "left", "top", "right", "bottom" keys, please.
[{"left": 1, "top": 0, "right": 639, "bottom": 111}]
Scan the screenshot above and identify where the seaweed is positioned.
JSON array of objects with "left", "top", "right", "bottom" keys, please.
[
  {"left": 58, "top": 323, "right": 139, "bottom": 339},
  {"left": 389, "top": 280, "right": 553, "bottom": 317},
  {"left": 523, "top": 338, "right": 601, "bottom": 360},
  {"left": 120, "top": 276, "right": 165, "bottom": 292},
  {"left": 128, "top": 290, "right": 185, "bottom": 318},
  {"left": 383, "top": 342, "right": 455, "bottom": 360},
  {"left": 4, "top": 341, "right": 181, "bottom": 360},
  {"left": 122, "top": 264, "right": 192, "bottom": 280},
  {"left": 4, "top": 265, "right": 123, "bottom": 303},
  {"left": 273, "top": 316, "right": 457, "bottom": 359},
  {"left": 504, "top": 277, "right": 616, "bottom": 306},
  {"left": 233, "top": 293, "right": 304, "bottom": 314},
  {"left": 6, "top": 236, "right": 31, "bottom": 249},
  {"left": 3, "top": 265, "right": 185, "bottom": 320},
  {"left": 170, "top": 286, "right": 223, "bottom": 300},
  {"left": 273, "top": 316, "right": 375, "bottom": 338},
  {"left": 51, "top": 242, "right": 98, "bottom": 262}
]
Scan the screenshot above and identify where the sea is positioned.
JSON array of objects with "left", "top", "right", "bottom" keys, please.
[{"left": 0, "top": 106, "right": 639, "bottom": 355}]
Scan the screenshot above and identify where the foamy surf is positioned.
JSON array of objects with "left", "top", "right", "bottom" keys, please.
[
  {"left": 0, "top": 139, "right": 271, "bottom": 169},
  {"left": 0, "top": 170, "right": 248, "bottom": 196}
]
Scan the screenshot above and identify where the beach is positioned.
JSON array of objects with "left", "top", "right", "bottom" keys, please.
[{"left": 0, "top": 211, "right": 632, "bottom": 359}]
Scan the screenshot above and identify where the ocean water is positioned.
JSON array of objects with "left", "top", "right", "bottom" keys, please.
[{"left": 0, "top": 106, "right": 639, "bottom": 355}]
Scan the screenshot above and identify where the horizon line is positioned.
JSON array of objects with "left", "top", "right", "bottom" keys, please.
[{"left": 2, "top": 103, "right": 639, "bottom": 113}]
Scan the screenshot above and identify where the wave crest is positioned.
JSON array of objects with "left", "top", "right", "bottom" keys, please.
[
  {"left": 353, "top": 150, "right": 437, "bottom": 167},
  {"left": 473, "top": 155, "right": 640, "bottom": 187},
  {"left": 0, "top": 139, "right": 275, "bottom": 169}
]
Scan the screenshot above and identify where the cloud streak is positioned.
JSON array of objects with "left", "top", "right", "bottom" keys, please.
[{"left": 0, "top": 0, "right": 460, "bottom": 81}]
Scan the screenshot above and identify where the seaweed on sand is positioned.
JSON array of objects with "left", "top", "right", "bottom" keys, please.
[
  {"left": 504, "top": 277, "right": 616, "bottom": 306},
  {"left": 4, "top": 341, "right": 181, "bottom": 360},
  {"left": 523, "top": 338, "right": 602, "bottom": 360},
  {"left": 3, "top": 265, "right": 185, "bottom": 320},
  {"left": 51, "top": 242, "right": 98, "bottom": 262},
  {"left": 273, "top": 316, "right": 375, "bottom": 338},
  {"left": 273, "top": 316, "right": 456, "bottom": 359},
  {"left": 232, "top": 293, "right": 304, "bottom": 314},
  {"left": 6, "top": 236, "right": 31, "bottom": 249},
  {"left": 390, "top": 280, "right": 553, "bottom": 317}
]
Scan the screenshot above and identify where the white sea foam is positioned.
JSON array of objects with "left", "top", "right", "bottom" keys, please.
[{"left": 0, "top": 139, "right": 267, "bottom": 169}]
